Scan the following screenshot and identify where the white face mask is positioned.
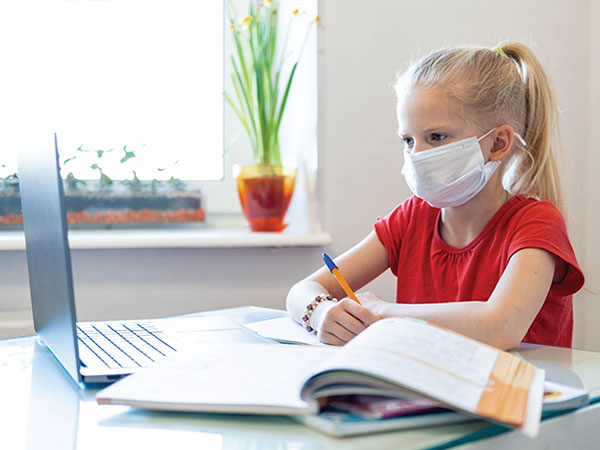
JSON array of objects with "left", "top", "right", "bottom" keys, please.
[{"left": 401, "top": 128, "right": 500, "bottom": 208}]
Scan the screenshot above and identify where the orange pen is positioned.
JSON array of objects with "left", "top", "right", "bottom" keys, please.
[{"left": 322, "top": 253, "right": 361, "bottom": 305}]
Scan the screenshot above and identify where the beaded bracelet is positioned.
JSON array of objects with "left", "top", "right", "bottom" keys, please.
[{"left": 302, "top": 293, "right": 338, "bottom": 333}]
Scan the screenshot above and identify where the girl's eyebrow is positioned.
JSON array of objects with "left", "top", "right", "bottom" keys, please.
[
  {"left": 422, "top": 124, "right": 454, "bottom": 134},
  {"left": 397, "top": 124, "right": 454, "bottom": 137}
]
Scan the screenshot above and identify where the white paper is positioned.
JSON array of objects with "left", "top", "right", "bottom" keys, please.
[
  {"left": 245, "top": 317, "right": 326, "bottom": 346},
  {"left": 543, "top": 380, "right": 589, "bottom": 409},
  {"left": 97, "top": 343, "right": 338, "bottom": 414}
]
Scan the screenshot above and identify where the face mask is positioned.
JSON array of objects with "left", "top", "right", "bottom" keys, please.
[{"left": 401, "top": 128, "right": 500, "bottom": 208}]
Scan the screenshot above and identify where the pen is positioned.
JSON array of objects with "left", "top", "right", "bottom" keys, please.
[{"left": 322, "top": 253, "right": 361, "bottom": 305}]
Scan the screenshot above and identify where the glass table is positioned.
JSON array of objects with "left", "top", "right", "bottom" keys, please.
[{"left": 1, "top": 306, "right": 599, "bottom": 450}]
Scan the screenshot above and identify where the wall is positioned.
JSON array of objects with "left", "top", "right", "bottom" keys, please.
[
  {"left": 1, "top": 0, "right": 597, "bottom": 349},
  {"left": 579, "top": 0, "right": 600, "bottom": 350}
]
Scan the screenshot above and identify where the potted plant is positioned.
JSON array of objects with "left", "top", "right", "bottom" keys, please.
[
  {"left": 59, "top": 145, "right": 205, "bottom": 226},
  {"left": 0, "top": 164, "right": 21, "bottom": 227},
  {"left": 226, "top": 0, "right": 318, "bottom": 232},
  {"left": 0, "top": 146, "right": 205, "bottom": 229}
]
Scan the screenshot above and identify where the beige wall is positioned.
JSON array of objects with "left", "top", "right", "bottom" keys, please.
[
  {"left": 1, "top": 0, "right": 598, "bottom": 349},
  {"left": 576, "top": 0, "right": 600, "bottom": 350}
]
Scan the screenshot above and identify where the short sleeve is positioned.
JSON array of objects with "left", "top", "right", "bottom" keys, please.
[
  {"left": 507, "top": 201, "right": 585, "bottom": 295},
  {"left": 374, "top": 197, "right": 416, "bottom": 276}
]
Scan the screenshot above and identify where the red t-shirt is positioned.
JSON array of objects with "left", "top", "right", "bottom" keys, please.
[{"left": 374, "top": 195, "right": 584, "bottom": 347}]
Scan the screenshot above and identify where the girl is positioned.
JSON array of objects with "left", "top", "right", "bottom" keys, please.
[{"left": 286, "top": 42, "right": 584, "bottom": 350}]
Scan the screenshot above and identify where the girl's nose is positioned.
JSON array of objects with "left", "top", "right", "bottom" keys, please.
[{"left": 412, "top": 141, "right": 434, "bottom": 153}]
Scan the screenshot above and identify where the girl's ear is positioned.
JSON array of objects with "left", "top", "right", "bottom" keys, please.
[{"left": 488, "top": 125, "right": 514, "bottom": 161}]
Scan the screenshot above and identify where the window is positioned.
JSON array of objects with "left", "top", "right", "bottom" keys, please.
[
  {"left": 0, "top": 0, "right": 318, "bottom": 220},
  {"left": 1, "top": 1, "right": 223, "bottom": 182}
]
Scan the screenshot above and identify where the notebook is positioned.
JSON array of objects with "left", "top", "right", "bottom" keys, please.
[
  {"left": 294, "top": 409, "right": 474, "bottom": 438},
  {"left": 294, "top": 380, "right": 589, "bottom": 437},
  {"left": 97, "top": 317, "right": 547, "bottom": 437},
  {"left": 16, "top": 133, "right": 268, "bottom": 385}
]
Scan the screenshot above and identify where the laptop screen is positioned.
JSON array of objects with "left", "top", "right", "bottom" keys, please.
[{"left": 17, "top": 133, "right": 82, "bottom": 383}]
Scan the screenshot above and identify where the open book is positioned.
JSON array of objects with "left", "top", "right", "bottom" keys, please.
[{"left": 96, "top": 317, "right": 545, "bottom": 437}]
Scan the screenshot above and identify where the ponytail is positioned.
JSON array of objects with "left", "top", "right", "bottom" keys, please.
[{"left": 499, "top": 43, "right": 564, "bottom": 215}]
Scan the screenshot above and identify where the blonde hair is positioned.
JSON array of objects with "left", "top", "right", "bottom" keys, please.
[{"left": 395, "top": 42, "right": 564, "bottom": 214}]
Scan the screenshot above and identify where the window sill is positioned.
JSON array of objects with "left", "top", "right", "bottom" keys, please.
[{"left": 0, "top": 221, "right": 332, "bottom": 250}]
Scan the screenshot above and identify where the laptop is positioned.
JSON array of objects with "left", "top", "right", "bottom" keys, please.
[{"left": 17, "top": 133, "right": 268, "bottom": 385}]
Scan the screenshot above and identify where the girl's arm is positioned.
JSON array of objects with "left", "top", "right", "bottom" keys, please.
[
  {"left": 362, "top": 247, "right": 557, "bottom": 350},
  {"left": 286, "top": 231, "right": 389, "bottom": 345}
]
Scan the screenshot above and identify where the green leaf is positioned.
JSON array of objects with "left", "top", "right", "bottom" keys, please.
[
  {"left": 225, "top": 93, "right": 253, "bottom": 151},
  {"left": 274, "top": 62, "right": 298, "bottom": 139},
  {"left": 225, "top": 0, "right": 314, "bottom": 166},
  {"left": 120, "top": 151, "right": 135, "bottom": 163},
  {"left": 100, "top": 173, "right": 113, "bottom": 185},
  {"left": 232, "top": 58, "right": 260, "bottom": 153}
]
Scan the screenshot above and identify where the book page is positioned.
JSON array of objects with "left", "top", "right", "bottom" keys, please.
[
  {"left": 97, "top": 343, "right": 337, "bottom": 414},
  {"left": 543, "top": 380, "right": 589, "bottom": 409},
  {"left": 307, "top": 318, "right": 499, "bottom": 414}
]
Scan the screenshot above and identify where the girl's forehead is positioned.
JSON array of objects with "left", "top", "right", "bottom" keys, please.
[{"left": 396, "top": 86, "right": 465, "bottom": 131}]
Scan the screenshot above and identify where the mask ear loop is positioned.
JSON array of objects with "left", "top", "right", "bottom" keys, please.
[
  {"left": 477, "top": 127, "right": 497, "bottom": 142},
  {"left": 514, "top": 132, "right": 527, "bottom": 146},
  {"left": 478, "top": 127, "right": 528, "bottom": 147}
]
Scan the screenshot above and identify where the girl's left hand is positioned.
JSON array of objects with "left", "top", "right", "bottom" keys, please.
[{"left": 356, "top": 291, "right": 390, "bottom": 316}]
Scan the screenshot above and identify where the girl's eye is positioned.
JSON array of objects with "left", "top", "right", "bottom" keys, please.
[
  {"left": 402, "top": 137, "right": 414, "bottom": 147},
  {"left": 430, "top": 133, "right": 447, "bottom": 142}
]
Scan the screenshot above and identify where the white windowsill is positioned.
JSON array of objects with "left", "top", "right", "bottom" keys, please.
[
  {"left": 0, "top": 229, "right": 332, "bottom": 250},
  {"left": 0, "top": 213, "right": 332, "bottom": 250}
]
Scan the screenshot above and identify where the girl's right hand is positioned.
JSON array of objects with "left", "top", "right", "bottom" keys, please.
[{"left": 311, "top": 298, "right": 383, "bottom": 346}]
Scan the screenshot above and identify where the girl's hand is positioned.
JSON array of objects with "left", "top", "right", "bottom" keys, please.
[
  {"left": 355, "top": 291, "right": 391, "bottom": 316},
  {"left": 311, "top": 298, "right": 383, "bottom": 346}
]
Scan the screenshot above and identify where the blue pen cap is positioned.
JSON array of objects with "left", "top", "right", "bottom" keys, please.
[{"left": 322, "top": 253, "right": 338, "bottom": 272}]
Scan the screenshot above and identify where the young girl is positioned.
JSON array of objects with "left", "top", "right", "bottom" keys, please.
[{"left": 286, "top": 42, "right": 584, "bottom": 350}]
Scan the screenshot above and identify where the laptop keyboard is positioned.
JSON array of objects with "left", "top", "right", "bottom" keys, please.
[{"left": 77, "top": 322, "right": 178, "bottom": 370}]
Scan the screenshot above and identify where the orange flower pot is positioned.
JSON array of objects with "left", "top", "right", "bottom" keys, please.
[{"left": 235, "top": 165, "right": 296, "bottom": 232}]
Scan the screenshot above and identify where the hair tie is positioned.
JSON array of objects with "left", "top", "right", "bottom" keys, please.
[
  {"left": 493, "top": 46, "right": 527, "bottom": 84},
  {"left": 492, "top": 46, "right": 508, "bottom": 57}
]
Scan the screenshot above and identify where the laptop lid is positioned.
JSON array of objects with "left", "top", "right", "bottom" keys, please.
[{"left": 17, "top": 133, "right": 82, "bottom": 384}]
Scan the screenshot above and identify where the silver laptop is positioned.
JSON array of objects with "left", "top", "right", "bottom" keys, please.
[{"left": 17, "top": 133, "right": 267, "bottom": 385}]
